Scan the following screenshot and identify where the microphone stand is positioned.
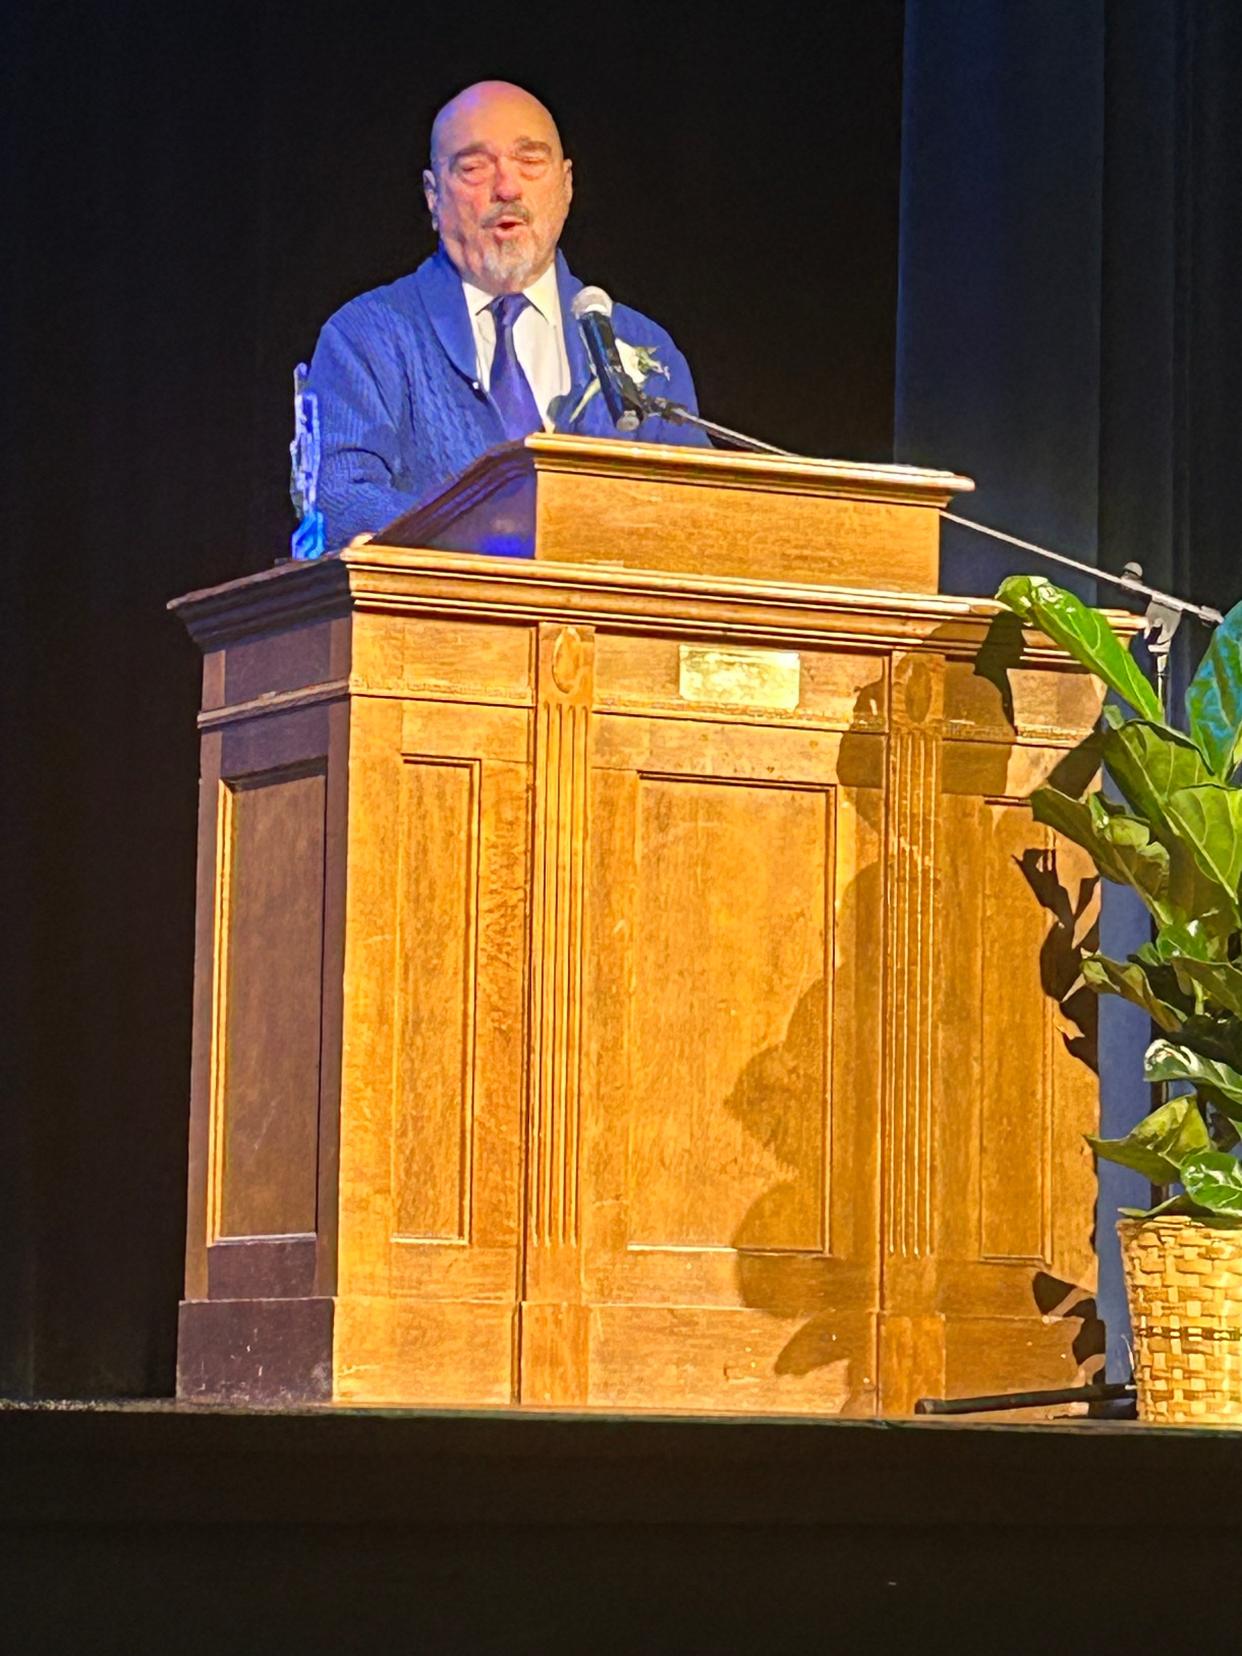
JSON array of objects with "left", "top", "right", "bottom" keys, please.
[
  {"left": 632, "top": 383, "right": 1226, "bottom": 698},
  {"left": 636, "top": 388, "right": 1225, "bottom": 685},
  {"left": 638, "top": 393, "right": 795, "bottom": 458},
  {"left": 941, "top": 509, "right": 1222, "bottom": 715}
]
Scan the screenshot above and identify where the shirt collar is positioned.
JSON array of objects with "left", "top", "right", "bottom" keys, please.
[{"left": 462, "top": 259, "right": 561, "bottom": 325}]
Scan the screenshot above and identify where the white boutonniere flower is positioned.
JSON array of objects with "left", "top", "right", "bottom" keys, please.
[{"left": 569, "top": 340, "right": 671, "bottom": 424}]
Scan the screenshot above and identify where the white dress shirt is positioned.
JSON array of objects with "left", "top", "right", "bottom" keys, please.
[{"left": 461, "top": 262, "right": 572, "bottom": 430}]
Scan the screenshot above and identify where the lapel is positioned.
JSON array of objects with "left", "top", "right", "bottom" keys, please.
[
  {"left": 412, "top": 244, "right": 603, "bottom": 433},
  {"left": 412, "top": 246, "right": 479, "bottom": 384}
]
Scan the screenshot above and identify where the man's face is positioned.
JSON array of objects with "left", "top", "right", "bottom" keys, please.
[{"left": 423, "top": 82, "right": 573, "bottom": 295}]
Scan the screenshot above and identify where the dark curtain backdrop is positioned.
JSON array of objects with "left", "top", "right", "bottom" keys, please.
[
  {"left": 898, "top": 0, "right": 1242, "bottom": 1370},
  {"left": 1, "top": 1, "right": 905, "bottom": 1397}
]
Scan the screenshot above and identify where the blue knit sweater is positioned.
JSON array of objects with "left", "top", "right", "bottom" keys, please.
[{"left": 304, "top": 247, "right": 709, "bottom": 549}]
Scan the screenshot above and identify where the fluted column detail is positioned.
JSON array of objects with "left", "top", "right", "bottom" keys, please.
[
  {"left": 527, "top": 625, "right": 594, "bottom": 1259},
  {"left": 882, "top": 654, "right": 944, "bottom": 1261}
]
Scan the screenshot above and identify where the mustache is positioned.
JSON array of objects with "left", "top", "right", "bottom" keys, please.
[{"left": 481, "top": 203, "right": 532, "bottom": 227}]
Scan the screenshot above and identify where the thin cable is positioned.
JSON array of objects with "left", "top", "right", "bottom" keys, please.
[{"left": 942, "top": 510, "right": 1223, "bottom": 626}]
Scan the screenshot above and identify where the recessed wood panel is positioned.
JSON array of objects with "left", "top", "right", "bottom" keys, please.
[
  {"left": 340, "top": 696, "right": 530, "bottom": 1311},
  {"left": 217, "top": 767, "right": 325, "bottom": 1239},
  {"left": 628, "top": 776, "right": 832, "bottom": 1252},
  {"left": 934, "top": 783, "right": 1086, "bottom": 1287},
  {"left": 391, "top": 757, "right": 480, "bottom": 1242}
]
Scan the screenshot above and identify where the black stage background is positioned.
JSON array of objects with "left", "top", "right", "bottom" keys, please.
[{"left": 2, "top": 0, "right": 905, "bottom": 1400}]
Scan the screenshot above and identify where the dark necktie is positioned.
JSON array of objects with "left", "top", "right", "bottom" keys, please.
[{"left": 488, "top": 293, "right": 543, "bottom": 440}]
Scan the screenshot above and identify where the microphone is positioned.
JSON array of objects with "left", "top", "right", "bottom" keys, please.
[{"left": 571, "top": 286, "right": 646, "bottom": 433}]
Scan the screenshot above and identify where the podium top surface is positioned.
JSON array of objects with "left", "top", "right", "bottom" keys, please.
[
  {"left": 364, "top": 434, "right": 974, "bottom": 594},
  {"left": 380, "top": 433, "right": 973, "bottom": 539}
]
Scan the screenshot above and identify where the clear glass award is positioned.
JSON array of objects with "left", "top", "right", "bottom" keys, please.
[{"left": 289, "top": 362, "right": 326, "bottom": 560}]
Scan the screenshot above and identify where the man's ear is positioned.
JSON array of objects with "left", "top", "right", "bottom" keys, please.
[
  {"left": 422, "top": 167, "right": 439, "bottom": 230},
  {"left": 563, "top": 158, "right": 574, "bottom": 205}
]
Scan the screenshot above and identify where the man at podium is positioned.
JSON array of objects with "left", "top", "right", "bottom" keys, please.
[{"left": 303, "top": 79, "right": 707, "bottom": 550}]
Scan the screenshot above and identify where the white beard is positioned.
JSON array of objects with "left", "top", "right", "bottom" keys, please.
[{"left": 478, "top": 239, "right": 540, "bottom": 290}]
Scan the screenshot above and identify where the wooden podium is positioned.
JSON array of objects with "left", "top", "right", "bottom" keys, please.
[{"left": 172, "top": 435, "right": 1105, "bottom": 1415}]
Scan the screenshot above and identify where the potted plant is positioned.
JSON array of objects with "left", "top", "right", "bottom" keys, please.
[{"left": 995, "top": 574, "right": 1242, "bottom": 1423}]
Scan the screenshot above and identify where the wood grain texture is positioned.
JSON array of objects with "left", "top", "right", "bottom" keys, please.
[
  {"left": 626, "top": 775, "right": 830, "bottom": 1253},
  {"left": 538, "top": 472, "right": 942, "bottom": 592},
  {"left": 391, "top": 755, "right": 480, "bottom": 1243},
  {"left": 214, "top": 766, "right": 325, "bottom": 1240},
  {"left": 173, "top": 468, "right": 1121, "bottom": 1413},
  {"left": 181, "top": 690, "right": 346, "bottom": 1315},
  {"left": 332, "top": 1296, "right": 515, "bottom": 1406},
  {"left": 374, "top": 434, "right": 973, "bottom": 594},
  {"left": 517, "top": 625, "right": 595, "bottom": 1399},
  {"left": 882, "top": 655, "right": 944, "bottom": 1267},
  {"left": 587, "top": 1305, "right": 872, "bottom": 1416},
  {"left": 528, "top": 624, "right": 592, "bottom": 1254},
  {"left": 877, "top": 734, "right": 1104, "bottom": 1415},
  {"left": 336, "top": 694, "right": 529, "bottom": 1315}
]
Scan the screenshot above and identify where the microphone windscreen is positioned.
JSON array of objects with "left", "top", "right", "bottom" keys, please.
[{"left": 571, "top": 286, "right": 613, "bottom": 321}]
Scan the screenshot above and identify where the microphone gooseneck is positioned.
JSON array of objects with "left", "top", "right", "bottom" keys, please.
[{"left": 570, "top": 284, "right": 793, "bottom": 455}]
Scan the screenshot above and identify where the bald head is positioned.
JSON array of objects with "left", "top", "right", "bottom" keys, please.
[
  {"left": 430, "top": 81, "right": 564, "bottom": 171},
  {"left": 423, "top": 80, "right": 573, "bottom": 296}
]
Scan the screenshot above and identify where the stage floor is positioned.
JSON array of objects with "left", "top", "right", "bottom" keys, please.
[
  {"left": 6, "top": 1400, "right": 1240, "bottom": 1651},
  {"left": 4, "top": 1396, "right": 1238, "bottom": 1526}
]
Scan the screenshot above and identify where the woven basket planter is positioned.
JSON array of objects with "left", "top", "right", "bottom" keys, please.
[{"left": 1119, "top": 1213, "right": 1242, "bottom": 1425}]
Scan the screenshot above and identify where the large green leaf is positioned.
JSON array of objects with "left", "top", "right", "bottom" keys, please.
[
  {"left": 1185, "top": 600, "right": 1242, "bottom": 779},
  {"left": 1167, "top": 850, "right": 1241, "bottom": 939},
  {"left": 1101, "top": 720, "right": 1215, "bottom": 843},
  {"left": 1168, "top": 1014, "right": 1242, "bottom": 1074},
  {"left": 1171, "top": 958, "right": 1242, "bottom": 1018},
  {"left": 1030, "top": 787, "right": 1169, "bottom": 917},
  {"left": 1165, "top": 783, "right": 1242, "bottom": 904},
  {"left": 1179, "top": 1150, "right": 1242, "bottom": 1217},
  {"left": 1127, "top": 946, "right": 1200, "bottom": 1015},
  {"left": 1087, "top": 1092, "right": 1211, "bottom": 1181},
  {"left": 1080, "top": 953, "right": 1184, "bottom": 1030},
  {"left": 1094, "top": 809, "right": 1174, "bottom": 914},
  {"left": 1141, "top": 918, "right": 1238, "bottom": 966},
  {"left": 1102, "top": 727, "right": 1240, "bottom": 929},
  {"left": 996, "top": 575, "right": 1163, "bottom": 721},
  {"left": 1145, "top": 1040, "right": 1242, "bottom": 1120},
  {"left": 1121, "top": 1192, "right": 1203, "bottom": 1220}
]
